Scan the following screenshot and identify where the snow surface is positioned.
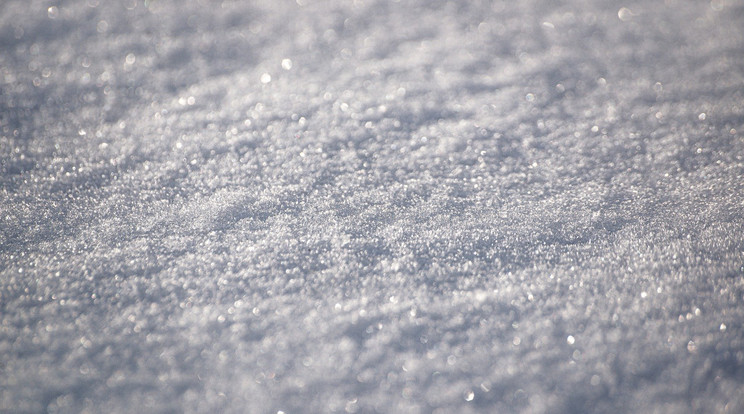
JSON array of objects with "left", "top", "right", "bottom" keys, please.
[{"left": 2, "top": 0, "right": 744, "bottom": 412}]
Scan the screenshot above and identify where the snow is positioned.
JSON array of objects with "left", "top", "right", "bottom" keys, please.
[{"left": 2, "top": 0, "right": 744, "bottom": 412}]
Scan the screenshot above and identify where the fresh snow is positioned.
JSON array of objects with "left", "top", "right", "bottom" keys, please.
[{"left": 1, "top": 0, "right": 744, "bottom": 413}]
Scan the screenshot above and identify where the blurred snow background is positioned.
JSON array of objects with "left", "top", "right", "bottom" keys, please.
[{"left": 1, "top": 0, "right": 744, "bottom": 412}]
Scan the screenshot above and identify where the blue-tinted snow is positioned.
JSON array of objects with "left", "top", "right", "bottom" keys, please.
[{"left": 2, "top": 0, "right": 744, "bottom": 413}]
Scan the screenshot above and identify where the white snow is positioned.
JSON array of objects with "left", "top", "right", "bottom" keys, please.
[{"left": 2, "top": 0, "right": 744, "bottom": 412}]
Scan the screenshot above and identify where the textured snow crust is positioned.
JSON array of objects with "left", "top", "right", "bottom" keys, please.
[{"left": 2, "top": 0, "right": 744, "bottom": 412}]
